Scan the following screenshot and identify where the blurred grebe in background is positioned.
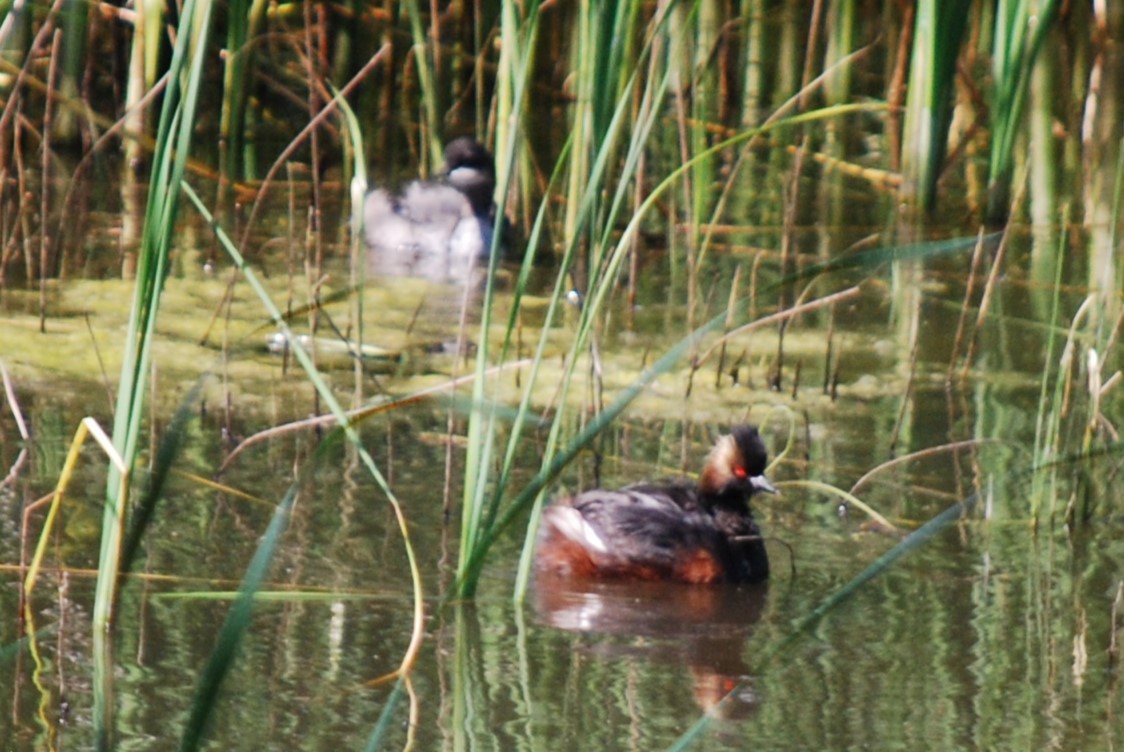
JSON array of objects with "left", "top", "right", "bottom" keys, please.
[{"left": 364, "top": 136, "right": 504, "bottom": 282}]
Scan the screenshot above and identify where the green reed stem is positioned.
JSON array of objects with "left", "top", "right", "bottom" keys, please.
[
  {"left": 97, "top": 0, "right": 213, "bottom": 635},
  {"left": 218, "top": 0, "right": 267, "bottom": 185},
  {"left": 458, "top": 0, "right": 547, "bottom": 586},
  {"left": 900, "top": 0, "right": 970, "bottom": 212},
  {"left": 1030, "top": 213, "right": 1069, "bottom": 519},
  {"left": 987, "top": 0, "right": 1060, "bottom": 219},
  {"left": 402, "top": 0, "right": 442, "bottom": 166}
]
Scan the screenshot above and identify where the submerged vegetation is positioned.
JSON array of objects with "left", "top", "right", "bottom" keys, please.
[{"left": 1, "top": 0, "right": 1123, "bottom": 748}]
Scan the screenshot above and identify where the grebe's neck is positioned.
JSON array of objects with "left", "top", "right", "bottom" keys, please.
[{"left": 697, "top": 434, "right": 742, "bottom": 501}]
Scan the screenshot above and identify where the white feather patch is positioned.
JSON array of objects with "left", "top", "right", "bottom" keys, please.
[{"left": 548, "top": 507, "right": 609, "bottom": 554}]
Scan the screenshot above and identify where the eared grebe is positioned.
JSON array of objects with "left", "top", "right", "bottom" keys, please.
[
  {"left": 364, "top": 137, "right": 502, "bottom": 281},
  {"left": 535, "top": 425, "right": 776, "bottom": 584}
]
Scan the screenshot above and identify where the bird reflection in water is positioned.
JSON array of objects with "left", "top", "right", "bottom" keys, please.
[{"left": 532, "top": 577, "right": 767, "bottom": 718}]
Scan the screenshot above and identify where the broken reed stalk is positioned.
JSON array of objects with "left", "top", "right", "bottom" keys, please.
[
  {"left": 714, "top": 264, "right": 742, "bottom": 388},
  {"left": 39, "top": 28, "right": 61, "bottom": 334},
  {"left": 947, "top": 227, "right": 988, "bottom": 376},
  {"left": 961, "top": 176, "right": 1027, "bottom": 378}
]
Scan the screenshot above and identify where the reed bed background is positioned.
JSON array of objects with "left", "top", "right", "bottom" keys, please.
[{"left": 1, "top": 0, "right": 1123, "bottom": 748}]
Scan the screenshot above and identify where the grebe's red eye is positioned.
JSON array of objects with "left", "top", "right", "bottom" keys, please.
[{"left": 733, "top": 466, "right": 747, "bottom": 478}]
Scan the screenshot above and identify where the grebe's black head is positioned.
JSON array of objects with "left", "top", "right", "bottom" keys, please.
[
  {"left": 699, "top": 425, "right": 778, "bottom": 499},
  {"left": 440, "top": 137, "right": 496, "bottom": 214},
  {"left": 441, "top": 137, "right": 494, "bottom": 173}
]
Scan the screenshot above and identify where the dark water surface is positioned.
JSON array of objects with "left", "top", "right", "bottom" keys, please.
[{"left": 2, "top": 310, "right": 1123, "bottom": 751}]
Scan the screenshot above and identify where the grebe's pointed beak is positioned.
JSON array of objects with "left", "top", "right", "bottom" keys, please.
[{"left": 750, "top": 474, "right": 778, "bottom": 495}]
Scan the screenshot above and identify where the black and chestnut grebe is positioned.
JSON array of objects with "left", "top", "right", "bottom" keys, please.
[{"left": 535, "top": 425, "right": 776, "bottom": 585}]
